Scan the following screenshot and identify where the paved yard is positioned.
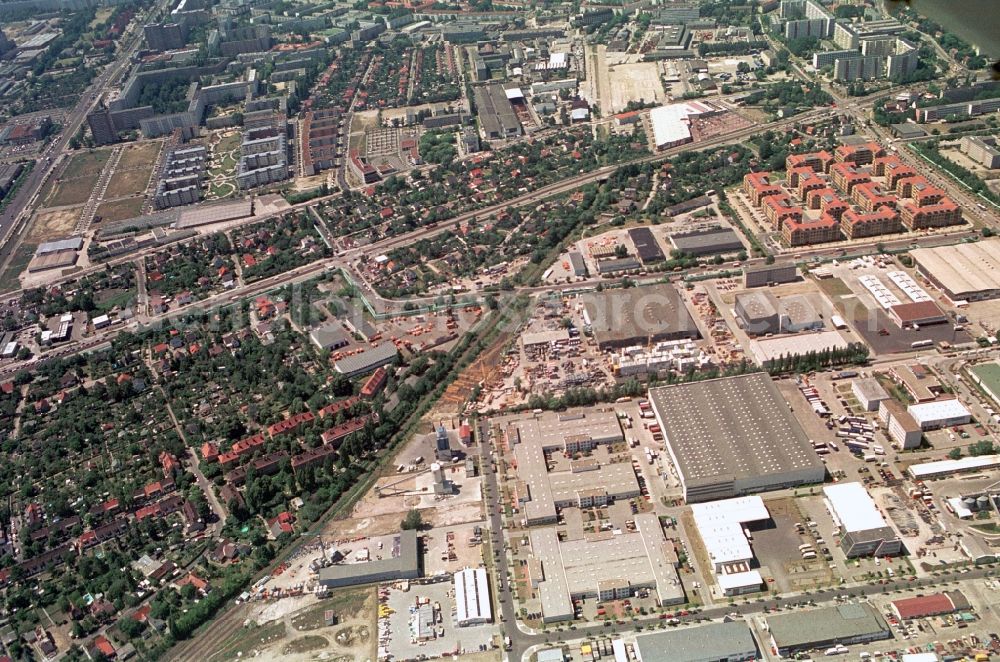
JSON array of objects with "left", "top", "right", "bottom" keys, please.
[{"left": 383, "top": 578, "right": 497, "bottom": 661}]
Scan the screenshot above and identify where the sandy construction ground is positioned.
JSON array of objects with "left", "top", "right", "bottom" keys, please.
[
  {"left": 582, "top": 46, "right": 666, "bottom": 115},
  {"left": 211, "top": 588, "right": 377, "bottom": 662},
  {"left": 607, "top": 61, "right": 666, "bottom": 113},
  {"left": 27, "top": 207, "right": 81, "bottom": 242}
]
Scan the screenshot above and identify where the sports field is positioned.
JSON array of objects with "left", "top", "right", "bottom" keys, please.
[{"left": 970, "top": 362, "right": 1000, "bottom": 406}]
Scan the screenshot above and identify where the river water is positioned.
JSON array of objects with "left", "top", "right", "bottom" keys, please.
[{"left": 885, "top": 0, "right": 1000, "bottom": 58}]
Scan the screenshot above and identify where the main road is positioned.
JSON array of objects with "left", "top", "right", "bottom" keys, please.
[{"left": 503, "top": 558, "right": 994, "bottom": 661}]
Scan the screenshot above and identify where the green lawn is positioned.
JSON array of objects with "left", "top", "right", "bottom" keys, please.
[
  {"left": 0, "top": 241, "right": 36, "bottom": 293},
  {"left": 817, "top": 277, "right": 853, "bottom": 299}
]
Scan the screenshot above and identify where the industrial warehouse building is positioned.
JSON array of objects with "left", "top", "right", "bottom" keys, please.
[
  {"left": 823, "top": 482, "right": 901, "bottom": 558},
  {"left": 505, "top": 410, "right": 636, "bottom": 525},
  {"left": 333, "top": 342, "right": 398, "bottom": 377},
  {"left": 529, "top": 513, "right": 684, "bottom": 623},
  {"left": 907, "top": 455, "right": 1000, "bottom": 480},
  {"left": 734, "top": 291, "right": 823, "bottom": 335},
  {"left": 318, "top": 530, "right": 420, "bottom": 588},
  {"left": 581, "top": 284, "right": 699, "bottom": 350},
  {"left": 668, "top": 226, "right": 744, "bottom": 257},
  {"left": 852, "top": 378, "right": 890, "bottom": 412},
  {"left": 648, "top": 373, "right": 825, "bottom": 503},
  {"left": 888, "top": 301, "right": 948, "bottom": 328},
  {"left": 473, "top": 83, "right": 522, "bottom": 139},
  {"left": 891, "top": 591, "right": 969, "bottom": 621},
  {"left": 910, "top": 239, "right": 1000, "bottom": 303},
  {"left": 744, "top": 263, "right": 798, "bottom": 288},
  {"left": 766, "top": 603, "right": 892, "bottom": 655},
  {"left": 878, "top": 399, "right": 922, "bottom": 449},
  {"left": 907, "top": 399, "right": 971, "bottom": 430},
  {"left": 690, "top": 496, "right": 769, "bottom": 596},
  {"left": 633, "top": 622, "right": 759, "bottom": 662},
  {"left": 310, "top": 323, "right": 351, "bottom": 351},
  {"left": 889, "top": 363, "right": 942, "bottom": 402},
  {"left": 454, "top": 567, "right": 492, "bottom": 626},
  {"left": 648, "top": 101, "right": 718, "bottom": 149},
  {"left": 749, "top": 331, "right": 849, "bottom": 365},
  {"left": 627, "top": 227, "right": 665, "bottom": 264},
  {"left": 734, "top": 291, "right": 779, "bottom": 335}
]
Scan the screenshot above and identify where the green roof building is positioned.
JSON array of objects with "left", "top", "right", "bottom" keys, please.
[
  {"left": 766, "top": 603, "right": 891, "bottom": 655},
  {"left": 634, "top": 622, "right": 759, "bottom": 662}
]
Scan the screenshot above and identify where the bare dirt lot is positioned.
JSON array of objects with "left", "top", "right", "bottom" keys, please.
[
  {"left": 43, "top": 150, "right": 110, "bottom": 207},
  {"left": 26, "top": 207, "right": 81, "bottom": 242},
  {"left": 105, "top": 142, "right": 160, "bottom": 199},
  {"left": 96, "top": 197, "right": 145, "bottom": 223},
  {"left": 607, "top": 61, "right": 666, "bottom": 113},
  {"left": 209, "top": 587, "right": 376, "bottom": 662}
]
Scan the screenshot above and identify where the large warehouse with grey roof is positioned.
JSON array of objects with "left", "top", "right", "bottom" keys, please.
[
  {"left": 581, "top": 284, "right": 699, "bottom": 350},
  {"left": 504, "top": 410, "right": 636, "bottom": 525},
  {"left": 766, "top": 603, "right": 891, "bottom": 655},
  {"left": 529, "top": 513, "right": 684, "bottom": 622},
  {"left": 648, "top": 373, "right": 825, "bottom": 503},
  {"left": 634, "top": 622, "right": 759, "bottom": 662},
  {"left": 910, "top": 239, "right": 1000, "bottom": 302}
]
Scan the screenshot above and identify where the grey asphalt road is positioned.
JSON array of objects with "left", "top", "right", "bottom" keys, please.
[{"left": 504, "top": 564, "right": 995, "bottom": 660}]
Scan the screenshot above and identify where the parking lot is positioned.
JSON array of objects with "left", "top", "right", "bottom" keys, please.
[
  {"left": 752, "top": 497, "right": 834, "bottom": 594},
  {"left": 815, "top": 257, "right": 974, "bottom": 354}
]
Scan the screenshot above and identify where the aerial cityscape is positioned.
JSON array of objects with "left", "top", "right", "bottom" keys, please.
[{"left": 0, "top": 0, "right": 997, "bottom": 660}]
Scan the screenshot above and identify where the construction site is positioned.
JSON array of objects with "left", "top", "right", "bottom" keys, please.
[{"left": 439, "top": 320, "right": 516, "bottom": 416}]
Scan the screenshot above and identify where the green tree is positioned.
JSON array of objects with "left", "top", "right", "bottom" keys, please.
[
  {"left": 968, "top": 440, "right": 995, "bottom": 456},
  {"left": 119, "top": 617, "right": 144, "bottom": 640},
  {"left": 401, "top": 509, "right": 424, "bottom": 530}
]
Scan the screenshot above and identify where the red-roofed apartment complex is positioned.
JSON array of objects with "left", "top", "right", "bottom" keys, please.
[
  {"left": 806, "top": 188, "right": 849, "bottom": 220},
  {"left": 830, "top": 163, "right": 871, "bottom": 195},
  {"left": 762, "top": 194, "right": 803, "bottom": 229},
  {"left": 745, "top": 141, "right": 958, "bottom": 247},
  {"left": 743, "top": 172, "right": 783, "bottom": 205},
  {"left": 786, "top": 166, "right": 815, "bottom": 189},
  {"left": 873, "top": 156, "right": 917, "bottom": 189},
  {"left": 835, "top": 141, "right": 884, "bottom": 166},
  {"left": 785, "top": 150, "right": 834, "bottom": 174},
  {"left": 783, "top": 215, "right": 842, "bottom": 246},
  {"left": 841, "top": 208, "right": 901, "bottom": 239},
  {"left": 903, "top": 178, "right": 946, "bottom": 207},
  {"left": 899, "top": 200, "right": 963, "bottom": 230},
  {"left": 796, "top": 170, "right": 828, "bottom": 199},
  {"left": 852, "top": 182, "right": 897, "bottom": 213}
]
